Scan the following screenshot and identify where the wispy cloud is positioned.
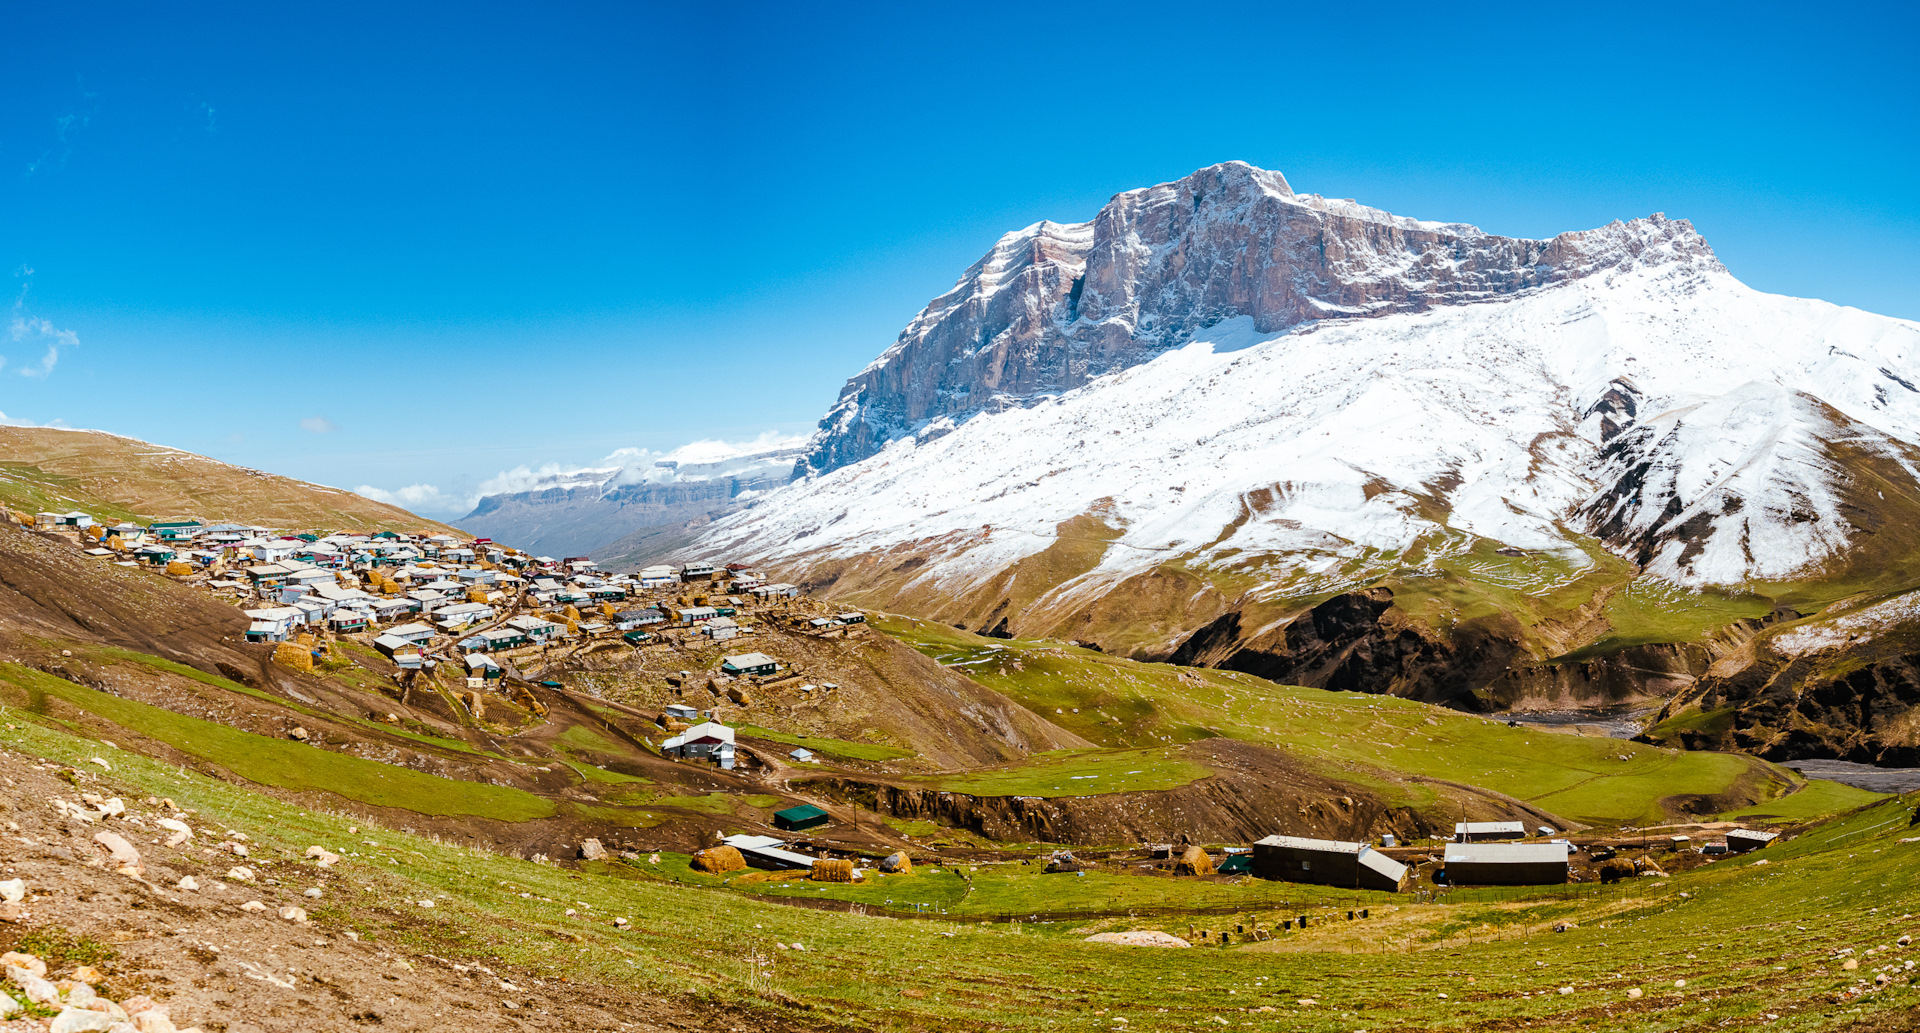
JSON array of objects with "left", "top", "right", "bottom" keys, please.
[
  {"left": 299, "top": 416, "right": 339, "bottom": 434},
  {"left": 25, "top": 82, "right": 99, "bottom": 179},
  {"left": 355, "top": 483, "right": 466, "bottom": 516},
  {"left": 9, "top": 269, "right": 78, "bottom": 378}
]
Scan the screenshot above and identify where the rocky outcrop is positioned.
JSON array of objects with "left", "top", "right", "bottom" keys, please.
[
  {"left": 1167, "top": 588, "right": 1524, "bottom": 707},
  {"left": 805, "top": 160, "right": 1717, "bottom": 475}
]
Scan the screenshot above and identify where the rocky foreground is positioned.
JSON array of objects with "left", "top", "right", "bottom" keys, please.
[{"left": 0, "top": 744, "right": 696, "bottom": 1032}]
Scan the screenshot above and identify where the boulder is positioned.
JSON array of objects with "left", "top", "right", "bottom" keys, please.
[
  {"left": 579, "top": 839, "right": 608, "bottom": 861},
  {"left": 156, "top": 819, "right": 192, "bottom": 847},
  {"left": 91, "top": 832, "right": 142, "bottom": 875},
  {"left": 0, "top": 879, "right": 23, "bottom": 903}
]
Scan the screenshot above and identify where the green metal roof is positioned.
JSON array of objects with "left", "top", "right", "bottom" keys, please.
[{"left": 774, "top": 804, "right": 828, "bottom": 822}]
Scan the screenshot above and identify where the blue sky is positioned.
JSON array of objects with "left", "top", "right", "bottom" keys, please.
[{"left": 5, "top": 1, "right": 1916, "bottom": 518}]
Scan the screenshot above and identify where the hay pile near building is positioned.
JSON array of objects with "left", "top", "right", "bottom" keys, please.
[
  {"left": 690, "top": 845, "right": 745, "bottom": 874},
  {"left": 878, "top": 852, "right": 913, "bottom": 874},
  {"left": 810, "top": 858, "right": 856, "bottom": 883},
  {"left": 1174, "top": 845, "right": 1214, "bottom": 876}
]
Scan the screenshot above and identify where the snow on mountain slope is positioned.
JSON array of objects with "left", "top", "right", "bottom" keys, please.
[{"left": 698, "top": 252, "right": 1920, "bottom": 617}]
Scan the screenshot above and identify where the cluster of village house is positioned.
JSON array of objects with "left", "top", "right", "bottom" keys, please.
[
  {"left": 31, "top": 509, "right": 845, "bottom": 727},
  {"left": 33, "top": 509, "right": 1783, "bottom": 891}
]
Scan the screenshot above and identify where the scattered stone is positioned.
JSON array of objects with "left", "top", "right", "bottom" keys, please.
[
  {"left": 1674, "top": 979, "right": 1688, "bottom": 988},
  {"left": 49, "top": 1007, "right": 117, "bottom": 1033},
  {"left": 288, "top": 726, "right": 309, "bottom": 741},
  {"left": 1901, "top": 935, "right": 1913, "bottom": 947},
  {"left": 70, "top": 965, "right": 105, "bottom": 985},
  {"left": 1627, "top": 988, "right": 1643, "bottom": 999},
  {"left": 0, "top": 879, "right": 22, "bottom": 903},
  {"left": 9, "top": 967, "right": 60, "bottom": 1006},
  {"left": 131, "top": 1010, "right": 177, "bottom": 1033},
  {"left": 156, "top": 819, "right": 192, "bottom": 847},
  {"left": 612, "top": 917, "right": 628, "bottom": 927},
  {"left": 239, "top": 901, "right": 268, "bottom": 913},
  {"left": 303, "top": 888, "right": 322, "bottom": 899},
  {"left": 175, "top": 876, "right": 198, "bottom": 892},
  {"left": 417, "top": 899, "right": 434, "bottom": 908},
  {"left": 579, "top": 838, "right": 607, "bottom": 861},
  {"left": 304, "top": 846, "right": 340, "bottom": 867},
  {"left": 224, "top": 867, "right": 254, "bottom": 882},
  {"left": 1557, "top": 986, "right": 1573, "bottom": 995},
  {"left": 3, "top": 952, "right": 46, "bottom": 977},
  {"left": 1844, "top": 959, "right": 1860, "bottom": 971},
  {"left": 277, "top": 906, "right": 309, "bottom": 924},
  {"left": 86, "top": 758, "right": 110, "bottom": 772}
]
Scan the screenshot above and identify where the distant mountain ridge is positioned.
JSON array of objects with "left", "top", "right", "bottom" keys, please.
[{"left": 457, "top": 439, "right": 806, "bottom": 559}]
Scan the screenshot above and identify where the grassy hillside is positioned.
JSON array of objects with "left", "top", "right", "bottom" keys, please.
[
  {"left": 0, "top": 425, "right": 458, "bottom": 532},
  {"left": 6, "top": 698, "right": 1917, "bottom": 1032},
  {"left": 877, "top": 615, "right": 1882, "bottom": 827}
]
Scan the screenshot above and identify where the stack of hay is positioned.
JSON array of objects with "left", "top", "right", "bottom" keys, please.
[
  {"left": 467, "top": 588, "right": 488, "bottom": 604},
  {"left": 690, "top": 845, "right": 745, "bottom": 874},
  {"left": 810, "top": 858, "right": 856, "bottom": 883},
  {"left": 271, "top": 641, "right": 314, "bottom": 672},
  {"left": 878, "top": 852, "right": 913, "bottom": 875},
  {"left": 164, "top": 560, "right": 193, "bottom": 576},
  {"left": 1173, "top": 845, "right": 1214, "bottom": 876}
]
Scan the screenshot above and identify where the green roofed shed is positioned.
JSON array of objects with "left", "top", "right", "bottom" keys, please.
[{"left": 773, "top": 804, "right": 830, "bottom": 832}]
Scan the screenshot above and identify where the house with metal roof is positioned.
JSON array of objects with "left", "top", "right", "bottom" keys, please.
[
  {"left": 1252, "top": 835, "right": 1409, "bottom": 892},
  {"left": 1443, "top": 842, "right": 1569, "bottom": 885},
  {"left": 1726, "top": 828, "right": 1780, "bottom": 853},
  {"left": 1453, "top": 820, "right": 1527, "bottom": 842},
  {"left": 721, "top": 834, "right": 815, "bottom": 870},
  {"left": 661, "top": 721, "right": 736, "bottom": 769},
  {"left": 773, "top": 804, "right": 831, "bottom": 832},
  {"left": 721, "top": 652, "right": 778, "bottom": 677}
]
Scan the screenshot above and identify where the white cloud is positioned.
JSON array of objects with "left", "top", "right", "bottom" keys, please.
[
  {"left": 299, "top": 416, "right": 339, "bottom": 434},
  {"left": 9, "top": 272, "right": 78, "bottom": 378},
  {"left": 354, "top": 483, "right": 469, "bottom": 517}
]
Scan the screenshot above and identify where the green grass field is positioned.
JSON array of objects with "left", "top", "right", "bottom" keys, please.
[
  {"left": 878, "top": 616, "right": 1883, "bottom": 827},
  {"left": 736, "top": 724, "right": 916, "bottom": 762},
  {"left": 3, "top": 701, "right": 1915, "bottom": 1032}
]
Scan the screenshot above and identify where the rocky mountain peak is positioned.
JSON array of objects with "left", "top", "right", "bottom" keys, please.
[{"left": 803, "top": 162, "right": 1721, "bottom": 477}]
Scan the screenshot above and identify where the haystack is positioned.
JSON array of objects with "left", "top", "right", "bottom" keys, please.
[
  {"left": 564, "top": 604, "right": 581, "bottom": 621},
  {"left": 1173, "top": 845, "right": 1214, "bottom": 876},
  {"left": 271, "top": 642, "right": 314, "bottom": 673},
  {"left": 164, "top": 560, "right": 193, "bottom": 576},
  {"left": 810, "top": 858, "right": 856, "bottom": 883},
  {"left": 878, "top": 852, "right": 913, "bottom": 875},
  {"left": 691, "top": 845, "right": 746, "bottom": 874},
  {"left": 467, "top": 588, "right": 488, "bottom": 604}
]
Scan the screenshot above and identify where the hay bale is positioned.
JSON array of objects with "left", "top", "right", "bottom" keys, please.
[
  {"left": 1173, "top": 845, "right": 1214, "bottom": 876},
  {"left": 272, "top": 642, "right": 314, "bottom": 673},
  {"left": 878, "top": 852, "right": 913, "bottom": 874},
  {"left": 1597, "top": 858, "right": 1636, "bottom": 884},
  {"left": 727, "top": 685, "right": 751, "bottom": 706},
  {"left": 164, "top": 560, "right": 193, "bottom": 576},
  {"left": 467, "top": 588, "right": 488, "bottom": 604},
  {"left": 564, "top": 605, "right": 581, "bottom": 620},
  {"left": 810, "top": 858, "right": 856, "bottom": 883},
  {"left": 690, "top": 845, "right": 745, "bottom": 874}
]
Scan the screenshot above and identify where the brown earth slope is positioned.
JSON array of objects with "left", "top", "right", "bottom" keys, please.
[{"left": 0, "top": 426, "right": 457, "bottom": 533}]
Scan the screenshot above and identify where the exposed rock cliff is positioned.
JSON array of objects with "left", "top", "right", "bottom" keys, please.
[{"left": 805, "top": 160, "right": 1717, "bottom": 475}]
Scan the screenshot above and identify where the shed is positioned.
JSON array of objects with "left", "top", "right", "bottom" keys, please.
[
  {"left": 789, "top": 747, "right": 816, "bottom": 763},
  {"left": 1443, "top": 842, "right": 1570, "bottom": 886},
  {"left": 1453, "top": 821, "right": 1527, "bottom": 842},
  {"left": 773, "top": 804, "right": 830, "bottom": 832},
  {"left": 1726, "top": 829, "right": 1779, "bottom": 853},
  {"left": 721, "top": 834, "right": 816, "bottom": 870},
  {"left": 721, "top": 652, "right": 779, "bottom": 677},
  {"left": 1252, "top": 835, "right": 1409, "bottom": 892}
]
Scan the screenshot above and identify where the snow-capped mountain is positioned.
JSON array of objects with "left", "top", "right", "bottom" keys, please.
[
  {"left": 689, "top": 162, "right": 1920, "bottom": 712},
  {"left": 459, "top": 437, "right": 808, "bottom": 559}
]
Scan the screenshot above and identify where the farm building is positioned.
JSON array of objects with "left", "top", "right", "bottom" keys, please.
[
  {"left": 663, "top": 703, "right": 702, "bottom": 723},
  {"left": 702, "top": 616, "right": 740, "bottom": 641},
  {"left": 721, "top": 834, "right": 816, "bottom": 870},
  {"left": 1443, "top": 842, "right": 1570, "bottom": 886},
  {"left": 661, "top": 722, "right": 736, "bottom": 769},
  {"left": 678, "top": 606, "right": 719, "bottom": 623},
  {"left": 1726, "top": 829, "right": 1779, "bottom": 853},
  {"left": 612, "top": 607, "right": 666, "bottom": 631},
  {"left": 789, "top": 747, "right": 816, "bottom": 763},
  {"left": 679, "top": 563, "right": 718, "bottom": 581},
  {"left": 1252, "top": 835, "right": 1409, "bottom": 892},
  {"left": 721, "top": 652, "right": 779, "bottom": 677},
  {"left": 773, "top": 804, "right": 831, "bottom": 832},
  {"left": 1453, "top": 821, "right": 1526, "bottom": 842}
]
